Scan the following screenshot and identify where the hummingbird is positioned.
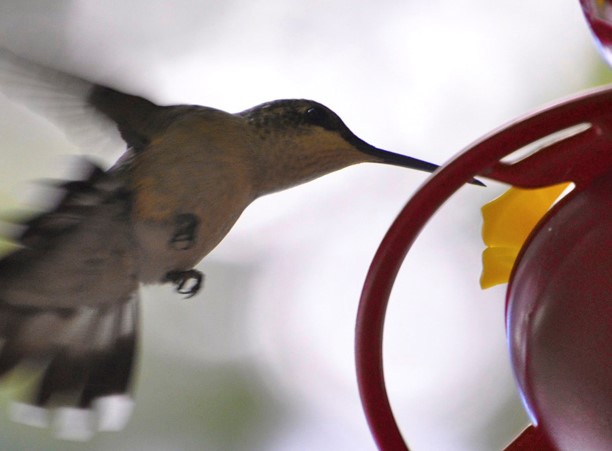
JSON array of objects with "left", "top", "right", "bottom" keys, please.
[{"left": 0, "top": 48, "right": 465, "bottom": 439}]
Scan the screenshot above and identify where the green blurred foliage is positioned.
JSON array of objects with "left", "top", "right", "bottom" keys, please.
[
  {"left": 588, "top": 56, "right": 612, "bottom": 87},
  {"left": 0, "top": 192, "right": 18, "bottom": 257}
]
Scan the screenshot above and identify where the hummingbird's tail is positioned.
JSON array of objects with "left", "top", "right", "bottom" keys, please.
[
  {"left": 0, "top": 159, "right": 140, "bottom": 440},
  {"left": 0, "top": 296, "right": 138, "bottom": 440}
]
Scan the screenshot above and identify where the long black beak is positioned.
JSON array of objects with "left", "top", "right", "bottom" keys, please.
[
  {"left": 351, "top": 135, "right": 484, "bottom": 186},
  {"left": 366, "top": 145, "right": 439, "bottom": 173}
]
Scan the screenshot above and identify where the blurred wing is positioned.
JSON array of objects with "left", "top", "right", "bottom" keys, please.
[
  {"left": 0, "top": 47, "right": 123, "bottom": 156},
  {"left": 0, "top": 160, "right": 139, "bottom": 440},
  {"left": 0, "top": 47, "right": 178, "bottom": 155}
]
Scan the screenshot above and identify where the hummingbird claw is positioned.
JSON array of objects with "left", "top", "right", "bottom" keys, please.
[
  {"left": 165, "top": 269, "right": 204, "bottom": 298},
  {"left": 170, "top": 214, "right": 199, "bottom": 250}
]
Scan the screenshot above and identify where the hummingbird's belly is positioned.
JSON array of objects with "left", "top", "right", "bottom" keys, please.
[
  {"left": 132, "top": 205, "right": 247, "bottom": 284},
  {"left": 126, "top": 143, "right": 256, "bottom": 284}
]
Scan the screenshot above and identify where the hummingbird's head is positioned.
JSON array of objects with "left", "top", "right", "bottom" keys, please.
[{"left": 239, "top": 99, "right": 439, "bottom": 195}]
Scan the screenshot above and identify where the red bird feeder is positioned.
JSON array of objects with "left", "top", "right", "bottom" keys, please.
[{"left": 355, "top": 2, "right": 612, "bottom": 449}]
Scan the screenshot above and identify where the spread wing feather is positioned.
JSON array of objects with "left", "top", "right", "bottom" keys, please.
[
  {"left": 0, "top": 161, "right": 139, "bottom": 440},
  {"left": 0, "top": 47, "right": 191, "bottom": 154}
]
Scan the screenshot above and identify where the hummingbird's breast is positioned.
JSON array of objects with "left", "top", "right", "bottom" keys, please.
[{"left": 123, "top": 113, "right": 258, "bottom": 283}]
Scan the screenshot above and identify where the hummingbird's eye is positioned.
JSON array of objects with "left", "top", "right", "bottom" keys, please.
[{"left": 304, "top": 106, "right": 336, "bottom": 130}]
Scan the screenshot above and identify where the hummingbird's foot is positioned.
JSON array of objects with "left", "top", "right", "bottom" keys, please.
[
  {"left": 170, "top": 213, "right": 199, "bottom": 250},
  {"left": 165, "top": 269, "right": 204, "bottom": 298}
]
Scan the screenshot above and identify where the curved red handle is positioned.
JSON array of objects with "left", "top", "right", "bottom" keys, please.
[{"left": 355, "top": 85, "right": 612, "bottom": 450}]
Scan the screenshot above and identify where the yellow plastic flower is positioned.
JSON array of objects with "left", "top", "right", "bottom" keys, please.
[{"left": 480, "top": 183, "right": 571, "bottom": 289}]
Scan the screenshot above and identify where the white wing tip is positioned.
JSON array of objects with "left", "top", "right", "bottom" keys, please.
[
  {"left": 8, "top": 394, "right": 134, "bottom": 440},
  {"left": 94, "top": 394, "right": 134, "bottom": 431},
  {"left": 9, "top": 402, "right": 50, "bottom": 428},
  {"left": 53, "top": 407, "right": 95, "bottom": 441}
]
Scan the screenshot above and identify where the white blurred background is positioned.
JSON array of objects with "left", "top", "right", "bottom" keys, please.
[{"left": 0, "top": 1, "right": 608, "bottom": 450}]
